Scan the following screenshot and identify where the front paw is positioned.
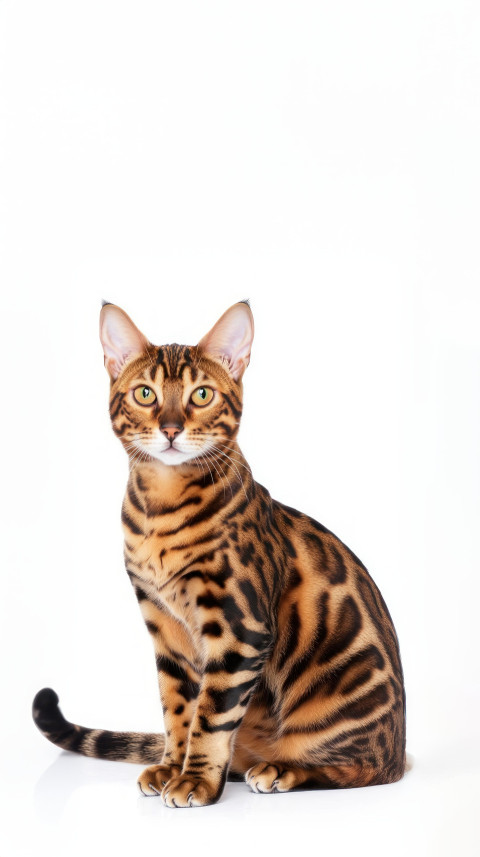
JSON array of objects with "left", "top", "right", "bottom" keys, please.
[
  {"left": 161, "top": 774, "right": 222, "bottom": 808},
  {"left": 137, "top": 764, "right": 182, "bottom": 796}
]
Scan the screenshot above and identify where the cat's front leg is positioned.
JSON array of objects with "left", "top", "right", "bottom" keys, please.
[
  {"left": 161, "top": 621, "right": 271, "bottom": 808},
  {"left": 136, "top": 597, "right": 201, "bottom": 795},
  {"left": 137, "top": 653, "right": 200, "bottom": 795}
]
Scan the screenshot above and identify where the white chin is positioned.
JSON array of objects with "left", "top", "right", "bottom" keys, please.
[{"left": 155, "top": 448, "right": 197, "bottom": 467}]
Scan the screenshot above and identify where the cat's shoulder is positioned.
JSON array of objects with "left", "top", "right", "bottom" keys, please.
[{"left": 271, "top": 495, "right": 368, "bottom": 574}]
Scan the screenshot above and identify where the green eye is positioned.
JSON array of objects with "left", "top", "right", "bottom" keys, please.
[
  {"left": 191, "top": 386, "right": 214, "bottom": 407},
  {"left": 133, "top": 386, "right": 157, "bottom": 406}
]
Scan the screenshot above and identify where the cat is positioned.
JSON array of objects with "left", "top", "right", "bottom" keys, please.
[{"left": 33, "top": 300, "right": 406, "bottom": 807}]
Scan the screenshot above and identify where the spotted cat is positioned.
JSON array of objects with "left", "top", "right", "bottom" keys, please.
[{"left": 33, "top": 300, "right": 406, "bottom": 807}]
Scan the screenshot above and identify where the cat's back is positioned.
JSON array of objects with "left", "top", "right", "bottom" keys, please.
[
  {"left": 271, "top": 497, "right": 403, "bottom": 651},
  {"left": 268, "top": 496, "right": 405, "bottom": 714}
]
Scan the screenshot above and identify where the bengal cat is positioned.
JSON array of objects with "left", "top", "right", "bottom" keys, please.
[{"left": 33, "top": 300, "right": 406, "bottom": 807}]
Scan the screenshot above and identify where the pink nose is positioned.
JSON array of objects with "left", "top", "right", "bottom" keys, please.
[{"left": 161, "top": 424, "right": 183, "bottom": 442}]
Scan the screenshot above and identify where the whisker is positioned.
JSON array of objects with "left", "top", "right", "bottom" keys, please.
[
  {"left": 207, "top": 450, "right": 236, "bottom": 502},
  {"left": 193, "top": 453, "right": 208, "bottom": 483},
  {"left": 204, "top": 451, "right": 228, "bottom": 501},
  {"left": 208, "top": 445, "right": 250, "bottom": 502},
  {"left": 205, "top": 450, "right": 235, "bottom": 502},
  {"left": 198, "top": 450, "right": 215, "bottom": 488},
  {"left": 209, "top": 443, "right": 253, "bottom": 477},
  {"left": 124, "top": 439, "right": 155, "bottom": 469}
]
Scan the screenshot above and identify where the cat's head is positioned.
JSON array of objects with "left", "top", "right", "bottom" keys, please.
[{"left": 99, "top": 301, "right": 254, "bottom": 467}]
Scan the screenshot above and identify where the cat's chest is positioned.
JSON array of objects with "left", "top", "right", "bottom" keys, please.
[
  {"left": 122, "top": 504, "right": 226, "bottom": 595},
  {"left": 124, "top": 526, "right": 206, "bottom": 579},
  {"left": 123, "top": 516, "right": 234, "bottom": 639},
  {"left": 121, "top": 469, "right": 276, "bottom": 602}
]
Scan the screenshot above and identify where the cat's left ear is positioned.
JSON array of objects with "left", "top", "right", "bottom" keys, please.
[{"left": 197, "top": 301, "right": 254, "bottom": 381}]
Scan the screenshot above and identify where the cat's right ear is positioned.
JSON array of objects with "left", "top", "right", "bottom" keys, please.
[{"left": 99, "top": 302, "right": 150, "bottom": 380}]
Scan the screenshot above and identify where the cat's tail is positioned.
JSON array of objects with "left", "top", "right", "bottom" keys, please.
[{"left": 32, "top": 688, "right": 165, "bottom": 764}]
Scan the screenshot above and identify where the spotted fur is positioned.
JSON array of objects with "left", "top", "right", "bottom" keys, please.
[{"left": 33, "top": 301, "right": 406, "bottom": 807}]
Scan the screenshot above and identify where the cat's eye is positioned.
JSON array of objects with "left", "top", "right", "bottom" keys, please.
[
  {"left": 133, "top": 386, "right": 157, "bottom": 406},
  {"left": 190, "top": 386, "right": 214, "bottom": 407}
]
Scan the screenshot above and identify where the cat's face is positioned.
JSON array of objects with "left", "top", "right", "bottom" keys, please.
[{"left": 99, "top": 302, "right": 254, "bottom": 468}]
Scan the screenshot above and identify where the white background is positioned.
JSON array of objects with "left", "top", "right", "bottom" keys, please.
[{"left": 1, "top": 2, "right": 479, "bottom": 855}]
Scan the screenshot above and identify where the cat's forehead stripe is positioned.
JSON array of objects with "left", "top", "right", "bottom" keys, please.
[{"left": 153, "top": 344, "right": 198, "bottom": 383}]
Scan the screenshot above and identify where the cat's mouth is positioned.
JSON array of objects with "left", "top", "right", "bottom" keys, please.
[
  {"left": 130, "top": 436, "right": 202, "bottom": 466},
  {"left": 156, "top": 444, "right": 199, "bottom": 466}
]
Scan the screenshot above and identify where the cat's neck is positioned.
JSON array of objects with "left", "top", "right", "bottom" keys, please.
[{"left": 127, "top": 441, "right": 253, "bottom": 505}]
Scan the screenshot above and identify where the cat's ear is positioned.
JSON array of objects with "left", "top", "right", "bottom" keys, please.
[
  {"left": 197, "top": 301, "right": 254, "bottom": 381},
  {"left": 99, "top": 302, "right": 150, "bottom": 380}
]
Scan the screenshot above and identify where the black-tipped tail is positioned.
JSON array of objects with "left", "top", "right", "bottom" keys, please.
[
  {"left": 32, "top": 687, "right": 84, "bottom": 750},
  {"left": 32, "top": 688, "right": 165, "bottom": 764}
]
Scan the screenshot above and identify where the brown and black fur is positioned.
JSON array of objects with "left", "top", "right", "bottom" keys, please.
[{"left": 33, "top": 301, "right": 406, "bottom": 807}]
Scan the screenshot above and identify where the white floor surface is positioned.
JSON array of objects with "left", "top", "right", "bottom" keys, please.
[{"left": 2, "top": 690, "right": 478, "bottom": 857}]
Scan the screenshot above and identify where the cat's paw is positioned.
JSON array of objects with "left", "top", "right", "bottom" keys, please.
[
  {"left": 137, "top": 764, "right": 182, "bottom": 796},
  {"left": 246, "top": 763, "right": 304, "bottom": 793},
  {"left": 245, "top": 763, "right": 282, "bottom": 793},
  {"left": 161, "top": 774, "right": 221, "bottom": 808}
]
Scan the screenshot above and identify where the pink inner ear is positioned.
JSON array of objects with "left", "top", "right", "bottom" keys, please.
[
  {"left": 99, "top": 305, "right": 149, "bottom": 380},
  {"left": 198, "top": 303, "right": 254, "bottom": 381}
]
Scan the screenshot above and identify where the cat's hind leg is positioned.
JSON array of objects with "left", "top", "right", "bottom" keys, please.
[
  {"left": 246, "top": 762, "right": 325, "bottom": 793},
  {"left": 245, "top": 761, "right": 397, "bottom": 793}
]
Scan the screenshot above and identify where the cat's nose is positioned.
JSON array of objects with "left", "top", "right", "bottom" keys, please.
[{"left": 160, "top": 424, "right": 184, "bottom": 442}]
